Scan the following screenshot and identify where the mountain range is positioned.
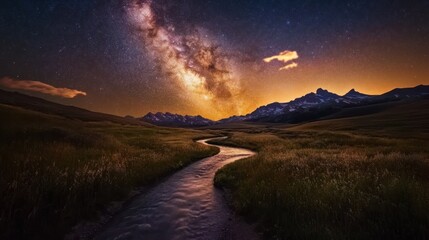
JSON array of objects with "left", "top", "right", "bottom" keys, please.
[
  {"left": 140, "top": 112, "right": 214, "bottom": 127},
  {"left": 1, "top": 85, "right": 427, "bottom": 128},
  {"left": 140, "top": 85, "right": 429, "bottom": 127}
]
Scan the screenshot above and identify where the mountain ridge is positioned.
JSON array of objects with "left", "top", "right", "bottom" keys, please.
[
  {"left": 139, "top": 85, "right": 429, "bottom": 126},
  {"left": 1, "top": 85, "right": 427, "bottom": 127},
  {"left": 140, "top": 112, "right": 214, "bottom": 127}
]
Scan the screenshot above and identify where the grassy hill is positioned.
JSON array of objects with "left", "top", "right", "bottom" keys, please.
[
  {"left": 206, "top": 98, "right": 429, "bottom": 139},
  {"left": 2, "top": 89, "right": 429, "bottom": 239},
  {"left": 0, "top": 101, "right": 218, "bottom": 239},
  {"left": 290, "top": 98, "right": 429, "bottom": 138},
  {"left": 211, "top": 98, "right": 429, "bottom": 240},
  {"left": 0, "top": 89, "right": 149, "bottom": 126}
]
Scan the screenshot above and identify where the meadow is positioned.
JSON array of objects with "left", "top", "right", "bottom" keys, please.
[
  {"left": 211, "top": 100, "right": 429, "bottom": 239},
  {"left": 0, "top": 104, "right": 218, "bottom": 239}
]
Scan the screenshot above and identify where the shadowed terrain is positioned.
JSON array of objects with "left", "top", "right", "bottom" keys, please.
[
  {"left": 0, "top": 89, "right": 147, "bottom": 126},
  {"left": 0, "top": 101, "right": 218, "bottom": 239},
  {"left": 2, "top": 0, "right": 428, "bottom": 239},
  {"left": 210, "top": 98, "right": 429, "bottom": 239},
  {"left": 1, "top": 91, "right": 429, "bottom": 239}
]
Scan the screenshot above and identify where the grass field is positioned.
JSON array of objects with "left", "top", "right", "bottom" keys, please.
[
  {"left": 290, "top": 99, "right": 429, "bottom": 139},
  {"left": 0, "top": 104, "right": 218, "bottom": 239},
  {"left": 212, "top": 100, "right": 429, "bottom": 239},
  {"left": 2, "top": 94, "right": 428, "bottom": 239}
]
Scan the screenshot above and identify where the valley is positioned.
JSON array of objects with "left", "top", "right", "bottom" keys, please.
[
  {"left": 0, "top": 88, "right": 428, "bottom": 239},
  {"left": 2, "top": 1, "right": 427, "bottom": 239}
]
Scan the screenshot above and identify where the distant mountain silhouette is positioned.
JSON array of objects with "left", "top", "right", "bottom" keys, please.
[
  {"left": 142, "top": 85, "right": 429, "bottom": 126},
  {"left": 140, "top": 112, "right": 214, "bottom": 127},
  {"left": 217, "top": 85, "right": 429, "bottom": 124},
  {"left": 343, "top": 89, "right": 372, "bottom": 99},
  {"left": 2, "top": 85, "right": 428, "bottom": 127}
]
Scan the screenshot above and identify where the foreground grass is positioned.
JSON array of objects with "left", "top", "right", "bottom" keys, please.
[
  {"left": 213, "top": 130, "right": 429, "bottom": 239},
  {"left": 0, "top": 104, "right": 218, "bottom": 239}
]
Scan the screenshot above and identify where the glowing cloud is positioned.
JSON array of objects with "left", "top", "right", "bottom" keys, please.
[
  {"left": 127, "top": 0, "right": 246, "bottom": 117},
  {"left": 264, "top": 50, "right": 299, "bottom": 71},
  {"left": 0, "top": 77, "right": 86, "bottom": 98},
  {"left": 279, "top": 62, "right": 298, "bottom": 70}
]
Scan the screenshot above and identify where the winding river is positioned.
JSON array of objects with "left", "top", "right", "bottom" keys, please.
[{"left": 93, "top": 137, "right": 257, "bottom": 240}]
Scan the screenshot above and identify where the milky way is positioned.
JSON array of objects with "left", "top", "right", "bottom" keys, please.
[
  {"left": 1, "top": 0, "right": 427, "bottom": 119},
  {"left": 127, "top": 0, "right": 247, "bottom": 116}
]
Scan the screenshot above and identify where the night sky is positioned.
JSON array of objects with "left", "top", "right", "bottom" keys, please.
[{"left": 1, "top": 0, "right": 428, "bottom": 119}]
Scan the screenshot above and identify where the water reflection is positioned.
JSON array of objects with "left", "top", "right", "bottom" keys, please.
[{"left": 94, "top": 137, "right": 255, "bottom": 240}]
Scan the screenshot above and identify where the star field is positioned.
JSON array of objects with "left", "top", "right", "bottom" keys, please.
[{"left": 0, "top": 0, "right": 428, "bottom": 119}]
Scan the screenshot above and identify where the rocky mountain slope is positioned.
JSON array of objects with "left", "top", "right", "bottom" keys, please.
[{"left": 140, "top": 85, "right": 429, "bottom": 126}]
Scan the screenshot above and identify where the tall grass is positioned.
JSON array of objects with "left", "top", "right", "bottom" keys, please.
[
  {"left": 0, "top": 105, "right": 218, "bottom": 239},
  {"left": 214, "top": 131, "right": 429, "bottom": 239}
]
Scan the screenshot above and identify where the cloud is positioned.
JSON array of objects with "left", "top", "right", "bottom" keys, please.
[
  {"left": 0, "top": 77, "right": 87, "bottom": 98},
  {"left": 279, "top": 62, "right": 298, "bottom": 70},
  {"left": 263, "top": 50, "right": 299, "bottom": 71}
]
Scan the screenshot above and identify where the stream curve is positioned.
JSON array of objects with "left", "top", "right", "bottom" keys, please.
[{"left": 93, "top": 137, "right": 257, "bottom": 240}]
